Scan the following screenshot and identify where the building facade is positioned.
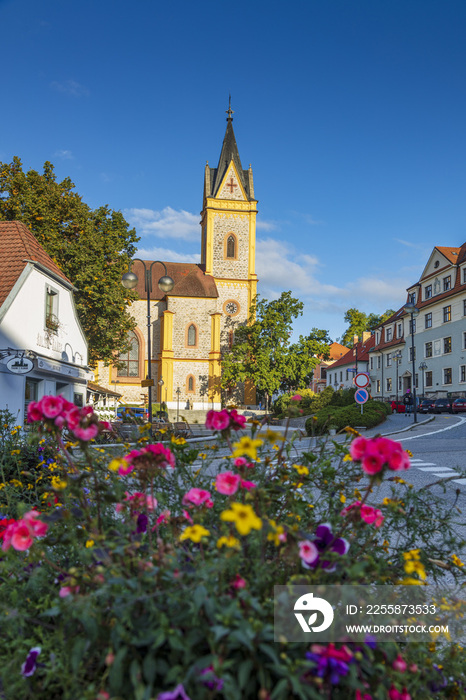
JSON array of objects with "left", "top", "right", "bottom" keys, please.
[
  {"left": 96, "top": 109, "right": 258, "bottom": 410},
  {"left": 369, "top": 244, "right": 466, "bottom": 400},
  {"left": 326, "top": 333, "right": 374, "bottom": 391},
  {"left": 0, "top": 221, "right": 91, "bottom": 424},
  {"left": 310, "top": 342, "right": 351, "bottom": 393}
]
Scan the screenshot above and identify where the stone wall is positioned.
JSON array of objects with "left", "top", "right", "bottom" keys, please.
[{"left": 212, "top": 212, "right": 250, "bottom": 279}]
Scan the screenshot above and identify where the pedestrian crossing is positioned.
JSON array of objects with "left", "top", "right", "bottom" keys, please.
[{"left": 410, "top": 459, "right": 466, "bottom": 485}]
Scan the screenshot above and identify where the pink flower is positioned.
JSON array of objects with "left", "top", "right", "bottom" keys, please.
[
  {"left": 388, "top": 449, "right": 410, "bottom": 471},
  {"left": 229, "top": 409, "right": 247, "bottom": 429},
  {"left": 392, "top": 654, "right": 407, "bottom": 673},
  {"left": 39, "top": 395, "right": 65, "bottom": 419},
  {"left": 231, "top": 574, "right": 246, "bottom": 589},
  {"left": 23, "top": 511, "right": 48, "bottom": 537},
  {"left": 349, "top": 436, "right": 368, "bottom": 460},
  {"left": 361, "top": 451, "right": 384, "bottom": 475},
  {"left": 10, "top": 522, "right": 34, "bottom": 551},
  {"left": 64, "top": 408, "right": 81, "bottom": 430},
  {"left": 215, "top": 471, "right": 241, "bottom": 495},
  {"left": 73, "top": 424, "right": 99, "bottom": 442},
  {"left": 99, "top": 421, "right": 113, "bottom": 431},
  {"left": 155, "top": 509, "right": 170, "bottom": 526},
  {"left": 124, "top": 443, "right": 176, "bottom": 471},
  {"left": 27, "top": 401, "right": 43, "bottom": 423},
  {"left": 233, "top": 456, "right": 254, "bottom": 470},
  {"left": 291, "top": 394, "right": 302, "bottom": 401},
  {"left": 360, "top": 505, "right": 384, "bottom": 527},
  {"left": 298, "top": 540, "right": 319, "bottom": 565},
  {"left": 182, "top": 488, "right": 213, "bottom": 507},
  {"left": 80, "top": 405, "right": 94, "bottom": 417},
  {"left": 59, "top": 585, "right": 80, "bottom": 598},
  {"left": 118, "top": 462, "right": 134, "bottom": 476},
  {"left": 240, "top": 479, "right": 257, "bottom": 490},
  {"left": 355, "top": 691, "right": 372, "bottom": 700},
  {"left": 341, "top": 501, "right": 361, "bottom": 517},
  {"left": 182, "top": 509, "right": 193, "bottom": 524},
  {"left": 54, "top": 415, "right": 66, "bottom": 429},
  {"left": 205, "top": 409, "right": 231, "bottom": 431}
]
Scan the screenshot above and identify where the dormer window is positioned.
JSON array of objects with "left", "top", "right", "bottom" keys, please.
[
  {"left": 408, "top": 292, "right": 416, "bottom": 304},
  {"left": 397, "top": 323, "right": 402, "bottom": 338},
  {"left": 425, "top": 284, "right": 432, "bottom": 299},
  {"left": 463, "top": 268, "right": 466, "bottom": 284},
  {"left": 385, "top": 327, "right": 392, "bottom": 342},
  {"left": 443, "top": 276, "right": 451, "bottom": 292}
]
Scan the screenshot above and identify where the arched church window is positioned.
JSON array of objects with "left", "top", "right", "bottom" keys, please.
[
  {"left": 187, "top": 375, "right": 195, "bottom": 392},
  {"left": 117, "top": 331, "right": 139, "bottom": 377},
  {"left": 226, "top": 235, "right": 236, "bottom": 259},
  {"left": 187, "top": 324, "right": 197, "bottom": 346}
]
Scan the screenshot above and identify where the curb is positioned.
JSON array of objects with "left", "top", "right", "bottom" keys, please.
[{"left": 379, "top": 415, "right": 436, "bottom": 437}]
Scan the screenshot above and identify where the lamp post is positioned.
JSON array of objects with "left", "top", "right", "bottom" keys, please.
[
  {"left": 403, "top": 302, "right": 419, "bottom": 423},
  {"left": 393, "top": 350, "right": 402, "bottom": 411},
  {"left": 121, "top": 260, "right": 174, "bottom": 436},
  {"left": 176, "top": 387, "right": 181, "bottom": 421},
  {"left": 419, "top": 361, "right": 428, "bottom": 399}
]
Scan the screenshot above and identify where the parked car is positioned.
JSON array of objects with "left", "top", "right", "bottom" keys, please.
[
  {"left": 431, "top": 398, "right": 454, "bottom": 414},
  {"left": 418, "top": 398, "right": 435, "bottom": 413},
  {"left": 452, "top": 398, "right": 466, "bottom": 413}
]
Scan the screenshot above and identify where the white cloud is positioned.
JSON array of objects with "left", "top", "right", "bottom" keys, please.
[
  {"left": 50, "top": 80, "right": 90, "bottom": 97},
  {"left": 54, "top": 149, "right": 73, "bottom": 160},
  {"left": 136, "top": 246, "right": 200, "bottom": 264},
  {"left": 256, "top": 219, "right": 278, "bottom": 231},
  {"left": 124, "top": 207, "right": 200, "bottom": 242}
]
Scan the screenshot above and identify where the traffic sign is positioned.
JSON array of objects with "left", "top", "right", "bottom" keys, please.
[
  {"left": 354, "top": 372, "right": 370, "bottom": 389},
  {"left": 355, "top": 388, "right": 369, "bottom": 405}
]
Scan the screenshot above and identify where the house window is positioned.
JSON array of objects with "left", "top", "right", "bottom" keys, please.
[
  {"left": 425, "top": 313, "right": 432, "bottom": 329},
  {"left": 443, "top": 276, "right": 451, "bottom": 292},
  {"left": 463, "top": 268, "right": 466, "bottom": 284},
  {"left": 187, "top": 375, "right": 195, "bottom": 393},
  {"left": 443, "top": 336, "right": 452, "bottom": 354},
  {"left": 425, "top": 341, "right": 432, "bottom": 358},
  {"left": 117, "top": 331, "right": 139, "bottom": 377},
  {"left": 443, "top": 368, "right": 452, "bottom": 385},
  {"left": 386, "top": 328, "right": 392, "bottom": 341},
  {"left": 461, "top": 366, "right": 466, "bottom": 383},
  {"left": 443, "top": 305, "right": 451, "bottom": 323},
  {"left": 409, "top": 319, "right": 416, "bottom": 334},
  {"left": 334, "top": 375, "right": 338, "bottom": 386},
  {"left": 386, "top": 354, "right": 392, "bottom": 367},
  {"left": 464, "top": 299, "right": 466, "bottom": 316},
  {"left": 376, "top": 380, "right": 381, "bottom": 393},
  {"left": 463, "top": 331, "right": 466, "bottom": 350},
  {"left": 377, "top": 356, "right": 381, "bottom": 369},
  {"left": 187, "top": 324, "right": 197, "bottom": 346},
  {"left": 408, "top": 292, "right": 416, "bottom": 304},
  {"left": 226, "top": 234, "right": 236, "bottom": 259},
  {"left": 321, "top": 368, "right": 327, "bottom": 380},
  {"left": 24, "top": 378, "right": 40, "bottom": 423},
  {"left": 409, "top": 347, "right": 416, "bottom": 362},
  {"left": 397, "top": 323, "right": 402, "bottom": 338},
  {"left": 45, "top": 285, "right": 59, "bottom": 333},
  {"left": 425, "top": 285, "right": 432, "bottom": 299},
  {"left": 415, "top": 374, "right": 419, "bottom": 389},
  {"left": 370, "top": 357, "right": 374, "bottom": 370},
  {"left": 399, "top": 377, "right": 403, "bottom": 391},
  {"left": 425, "top": 371, "right": 433, "bottom": 387},
  {"left": 340, "top": 371, "right": 343, "bottom": 381},
  {"left": 386, "top": 377, "right": 392, "bottom": 392}
]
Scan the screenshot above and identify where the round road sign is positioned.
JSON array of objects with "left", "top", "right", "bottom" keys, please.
[
  {"left": 355, "top": 388, "right": 369, "bottom": 405},
  {"left": 354, "top": 372, "right": 370, "bottom": 389}
]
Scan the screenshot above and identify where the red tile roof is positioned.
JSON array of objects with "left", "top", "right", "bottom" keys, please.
[
  {"left": 329, "top": 342, "right": 351, "bottom": 360},
  {"left": 0, "top": 221, "right": 72, "bottom": 308},
  {"left": 130, "top": 260, "right": 218, "bottom": 300},
  {"left": 329, "top": 334, "right": 375, "bottom": 369},
  {"left": 435, "top": 246, "right": 461, "bottom": 264}
]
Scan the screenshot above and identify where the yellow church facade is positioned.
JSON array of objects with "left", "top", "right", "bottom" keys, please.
[{"left": 95, "top": 108, "right": 258, "bottom": 411}]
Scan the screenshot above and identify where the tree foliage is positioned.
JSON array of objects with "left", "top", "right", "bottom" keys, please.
[
  {"left": 340, "top": 307, "right": 395, "bottom": 346},
  {"left": 221, "top": 291, "right": 331, "bottom": 403},
  {"left": 0, "top": 157, "right": 139, "bottom": 366}
]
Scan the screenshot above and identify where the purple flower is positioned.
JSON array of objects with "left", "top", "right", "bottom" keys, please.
[
  {"left": 305, "top": 652, "right": 350, "bottom": 684},
  {"left": 21, "top": 647, "right": 41, "bottom": 677},
  {"left": 136, "top": 513, "right": 148, "bottom": 534},
  {"left": 157, "top": 685, "right": 191, "bottom": 700},
  {"left": 301, "top": 523, "right": 350, "bottom": 572},
  {"left": 200, "top": 665, "right": 224, "bottom": 691}
]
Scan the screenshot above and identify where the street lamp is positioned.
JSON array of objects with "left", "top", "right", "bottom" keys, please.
[
  {"left": 419, "top": 361, "right": 428, "bottom": 399},
  {"left": 403, "top": 302, "right": 419, "bottom": 423},
  {"left": 393, "top": 350, "right": 403, "bottom": 411},
  {"left": 121, "top": 260, "right": 174, "bottom": 436}
]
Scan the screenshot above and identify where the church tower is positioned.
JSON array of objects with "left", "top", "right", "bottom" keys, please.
[{"left": 201, "top": 103, "right": 258, "bottom": 405}]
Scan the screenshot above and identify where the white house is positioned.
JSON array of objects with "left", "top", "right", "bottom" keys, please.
[{"left": 0, "top": 221, "right": 92, "bottom": 424}]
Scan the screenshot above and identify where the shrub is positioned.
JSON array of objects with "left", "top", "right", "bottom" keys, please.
[
  {"left": 306, "top": 400, "right": 391, "bottom": 435},
  {"left": 0, "top": 399, "right": 465, "bottom": 699}
]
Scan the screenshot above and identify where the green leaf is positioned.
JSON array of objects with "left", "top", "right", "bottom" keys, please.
[
  {"left": 109, "top": 646, "right": 128, "bottom": 692},
  {"left": 238, "top": 658, "right": 254, "bottom": 689}
]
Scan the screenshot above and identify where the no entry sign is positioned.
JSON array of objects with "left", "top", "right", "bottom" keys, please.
[
  {"left": 354, "top": 372, "right": 370, "bottom": 389},
  {"left": 355, "top": 388, "right": 369, "bottom": 405}
]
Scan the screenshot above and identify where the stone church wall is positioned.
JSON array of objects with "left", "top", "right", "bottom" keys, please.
[{"left": 213, "top": 213, "right": 249, "bottom": 279}]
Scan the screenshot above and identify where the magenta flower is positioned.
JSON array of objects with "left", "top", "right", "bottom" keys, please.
[
  {"left": 349, "top": 436, "right": 368, "bottom": 461},
  {"left": 21, "top": 646, "right": 41, "bottom": 677},
  {"left": 157, "top": 684, "right": 191, "bottom": 700},
  {"left": 240, "top": 479, "right": 256, "bottom": 490},
  {"left": 205, "top": 409, "right": 231, "bottom": 431},
  {"left": 27, "top": 401, "right": 43, "bottom": 422},
  {"left": 341, "top": 501, "right": 384, "bottom": 528},
  {"left": 291, "top": 394, "right": 302, "bottom": 401},
  {"left": 182, "top": 488, "right": 213, "bottom": 507},
  {"left": 73, "top": 424, "right": 99, "bottom": 442},
  {"left": 121, "top": 443, "right": 175, "bottom": 475},
  {"left": 38, "top": 395, "right": 65, "bottom": 419},
  {"left": 298, "top": 540, "right": 319, "bottom": 565},
  {"left": 228, "top": 409, "right": 247, "bottom": 429},
  {"left": 349, "top": 435, "right": 410, "bottom": 475},
  {"left": 215, "top": 471, "right": 241, "bottom": 495},
  {"left": 2, "top": 511, "right": 48, "bottom": 552}
]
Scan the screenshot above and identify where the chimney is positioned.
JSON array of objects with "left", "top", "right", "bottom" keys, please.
[
  {"left": 362, "top": 331, "right": 371, "bottom": 343},
  {"left": 353, "top": 335, "right": 359, "bottom": 346}
]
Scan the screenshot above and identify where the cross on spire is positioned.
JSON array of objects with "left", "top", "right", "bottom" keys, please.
[
  {"left": 226, "top": 176, "right": 237, "bottom": 193},
  {"left": 226, "top": 94, "right": 234, "bottom": 121}
]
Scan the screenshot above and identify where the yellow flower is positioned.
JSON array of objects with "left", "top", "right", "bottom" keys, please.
[
  {"left": 51, "top": 476, "right": 67, "bottom": 490},
  {"left": 342, "top": 454, "right": 353, "bottom": 462},
  {"left": 451, "top": 554, "right": 464, "bottom": 567},
  {"left": 383, "top": 497, "right": 404, "bottom": 506},
  {"left": 85, "top": 539, "right": 95, "bottom": 548},
  {"left": 217, "top": 535, "right": 241, "bottom": 549},
  {"left": 220, "top": 502, "right": 262, "bottom": 536},
  {"left": 406, "top": 449, "right": 413, "bottom": 457},
  {"left": 265, "top": 430, "right": 284, "bottom": 443},
  {"left": 171, "top": 436, "right": 186, "bottom": 445},
  {"left": 340, "top": 493, "right": 346, "bottom": 504},
  {"left": 9, "top": 479, "right": 22, "bottom": 488},
  {"left": 108, "top": 458, "right": 126, "bottom": 472},
  {"left": 292, "top": 464, "right": 309, "bottom": 476},
  {"left": 10, "top": 449, "right": 20, "bottom": 456},
  {"left": 403, "top": 548, "right": 421, "bottom": 561},
  {"left": 354, "top": 489, "right": 362, "bottom": 499},
  {"left": 344, "top": 426, "right": 360, "bottom": 436},
  {"left": 0, "top": 483, "right": 5, "bottom": 491},
  {"left": 232, "top": 436, "right": 263, "bottom": 461},
  {"left": 396, "top": 577, "right": 427, "bottom": 586},
  {"left": 179, "top": 525, "right": 210, "bottom": 543},
  {"left": 404, "top": 560, "right": 427, "bottom": 580},
  {"left": 267, "top": 520, "right": 285, "bottom": 546}
]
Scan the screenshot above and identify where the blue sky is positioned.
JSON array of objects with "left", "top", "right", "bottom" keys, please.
[{"left": 2, "top": 0, "right": 466, "bottom": 341}]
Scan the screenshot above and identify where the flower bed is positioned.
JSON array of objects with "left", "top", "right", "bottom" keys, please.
[{"left": 0, "top": 399, "right": 465, "bottom": 699}]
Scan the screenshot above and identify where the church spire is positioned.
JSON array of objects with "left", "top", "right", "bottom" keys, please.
[
  {"left": 226, "top": 94, "right": 234, "bottom": 121},
  {"left": 213, "top": 99, "right": 245, "bottom": 196}
]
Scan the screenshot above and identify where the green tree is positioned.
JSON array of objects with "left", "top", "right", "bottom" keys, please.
[
  {"left": 0, "top": 157, "right": 139, "bottom": 366},
  {"left": 221, "top": 292, "right": 330, "bottom": 408},
  {"left": 341, "top": 307, "right": 395, "bottom": 346}
]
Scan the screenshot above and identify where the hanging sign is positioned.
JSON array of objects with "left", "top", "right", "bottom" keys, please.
[
  {"left": 5, "top": 355, "right": 34, "bottom": 375},
  {"left": 354, "top": 372, "right": 370, "bottom": 389},
  {"left": 141, "top": 379, "right": 154, "bottom": 387}
]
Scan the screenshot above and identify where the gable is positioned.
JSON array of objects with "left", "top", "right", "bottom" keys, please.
[
  {"left": 420, "top": 246, "right": 459, "bottom": 282},
  {"left": 216, "top": 162, "right": 247, "bottom": 201}
]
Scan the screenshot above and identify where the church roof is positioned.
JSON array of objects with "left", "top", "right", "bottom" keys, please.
[
  {"left": 131, "top": 261, "right": 218, "bottom": 300},
  {"left": 0, "top": 221, "right": 73, "bottom": 308},
  {"left": 206, "top": 115, "right": 253, "bottom": 199}
]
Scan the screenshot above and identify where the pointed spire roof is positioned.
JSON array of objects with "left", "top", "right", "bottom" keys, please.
[{"left": 206, "top": 102, "right": 254, "bottom": 200}]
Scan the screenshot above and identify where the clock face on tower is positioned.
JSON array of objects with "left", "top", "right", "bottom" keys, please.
[{"left": 224, "top": 300, "right": 240, "bottom": 316}]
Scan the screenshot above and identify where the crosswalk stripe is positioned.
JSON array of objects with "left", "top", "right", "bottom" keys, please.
[
  {"left": 418, "top": 466, "right": 458, "bottom": 472},
  {"left": 453, "top": 478, "right": 466, "bottom": 485},
  {"left": 412, "top": 462, "right": 436, "bottom": 467}
]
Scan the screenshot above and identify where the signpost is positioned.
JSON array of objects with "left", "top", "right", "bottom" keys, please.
[
  {"left": 354, "top": 373, "right": 370, "bottom": 389},
  {"left": 354, "top": 387, "right": 369, "bottom": 415},
  {"left": 5, "top": 355, "right": 34, "bottom": 375}
]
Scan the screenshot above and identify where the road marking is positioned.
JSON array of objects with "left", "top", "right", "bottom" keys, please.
[
  {"left": 400, "top": 415, "right": 466, "bottom": 441},
  {"left": 412, "top": 462, "right": 436, "bottom": 466},
  {"left": 453, "top": 478, "right": 466, "bottom": 485}
]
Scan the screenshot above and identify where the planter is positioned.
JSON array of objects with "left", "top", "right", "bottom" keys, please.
[{"left": 329, "top": 428, "right": 337, "bottom": 436}]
